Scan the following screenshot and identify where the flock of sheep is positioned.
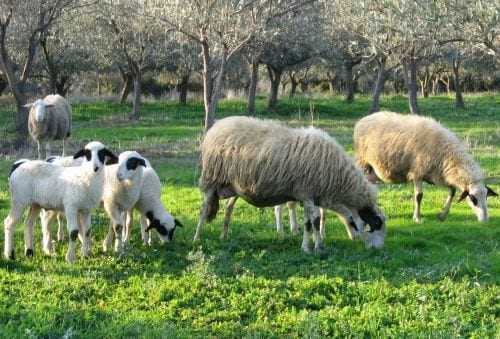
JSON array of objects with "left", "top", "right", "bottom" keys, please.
[{"left": 2, "top": 94, "right": 498, "bottom": 263}]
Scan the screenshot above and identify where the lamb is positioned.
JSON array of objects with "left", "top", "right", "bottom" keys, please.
[
  {"left": 123, "top": 158, "right": 182, "bottom": 247},
  {"left": 195, "top": 116, "right": 387, "bottom": 252},
  {"left": 101, "top": 151, "right": 147, "bottom": 253},
  {"left": 354, "top": 111, "right": 498, "bottom": 222},
  {"left": 25, "top": 94, "right": 72, "bottom": 159},
  {"left": 4, "top": 141, "right": 117, "bottom": 263}
]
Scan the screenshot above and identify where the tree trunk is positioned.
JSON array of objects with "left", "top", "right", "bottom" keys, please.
[
  {"left": 370, "top": 57, "right": 386, "bottom": 113},
  {"left": 289, "top": 74, "right": 298, "bottom": 98},
  {"left": 177, "top": 73, "right": 190, "bottom": 105},
  {"left": 452, "top": 58, "right": 465, "bottom": 109},
  {"left": 96, "top": 70, "right": 101, "bottom": 96},
  {"left": 247, "top": 59, "right": 259, "bottom": 115},
  {"left": 55, "top": 75, "right": 70, "bottom": 97},
  {"left": 119, "top": 72, "right": 132, "bottom": 104},
  {"left": 267, "top": 65, "right": 283, "bottom": 110},
  {"left": 130, "top": 72, "right": 141, "bottom": 120},
  {"left": 344, "top": 61, "right": 355, "bottom": 103},
  {"left": 403, "top": 57, "right": 420, "bottom": 114}
]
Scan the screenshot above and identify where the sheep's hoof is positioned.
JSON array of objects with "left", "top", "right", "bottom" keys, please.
[
  {"left": 5, "top": 250, "right": 15, "bottom": 260},
  {"left": 102, "top": 240, "right": 112, "bottom": 253},
  {"left": 301, "top": 243, "right": 313, "bottom": 254},
  {"left": 220, "top": 233, "right": 228, "bottom": 241},
  {"left": 25, "top": 248, "right": 33, "bottom": 257},
  {"left": 437, "top": 213, "right": 447, "bottom": 221},
  {"left": 193, "top": 235, "right": 201, "bottom": 242},
  {"left": 412, "top": 216, "right": 422, "bottom": 224},
  {"left": 314, "top": 244, "right": 326, "bottom": 255},
  {"left": 65, "top": 251, "right": 76, "bottom": 264}
]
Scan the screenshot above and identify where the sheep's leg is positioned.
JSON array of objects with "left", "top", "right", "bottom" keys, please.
[
  {"left": 193, "top": 188, "right": 217, "bottom": 242},
  {"left": 62, "top": 138, "right": 66, "bottom": 157},
  {"left": 413, "top": 180, "right": 423, "bottom": 223},
  {"left": 221, "top": 196, "right": 237, "bottom": 240},
  {"left": 331, "top": 205, "right": 360, "bottom": 240},
  {"left": 24, "top": 205, "right": 40, "bottom": 257},
  {"left": 45, "top": 141, "right": 51, "bottom": 158},
  {"left": 79, "top": 211, "right": 92, "bottom": 258},
  {"left": 319, "top": 208, "right": 326, "bottom": 240},
  {"left": 304, "top": 200, "right": 323, "bottom": 253},
  {"left": 112, "top": 210, "right": 125, "bottom": 253},
  {"left": 301, "top": 201, "right": 313, "bottom": 253},
  {"left": 36, "top": 141, "right": 42, "bottom": 160},
  {"left": 275, "top": 204, "right": 284, "bottom": 234},
  {"left": 65, "top": 209, "right": 80, "bottom": 263},
  {"left": 4, "top": 204, "right": 24, "bottom": 259},
  {"left": 40, "top": 209, "right": 57, "bottom": 256},
  {"left": 287, "top": 201, "right": 299, "bottom": 234},
  {"left": 56, "top": 212, "right": 65, "bottom": 242},
  {"left": 124, "top": 210, "right": 133, "bottom": 245},
  {"left": 438, "top": 187, "right": 456, "bottom": 221},
  {"left": 139, "top": 213, "right": 151, "bottom": 246},
  {"left": 102, "top": 222, "right": 114, "bottom": 253}
]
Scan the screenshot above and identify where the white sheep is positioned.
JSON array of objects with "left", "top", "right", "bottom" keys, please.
[
  {"left": 354, "top": 111, "right": 498, "bottom": 222},
  {"left": 124, "top": 158, "right": 182, "bottom": 246},
  {"left": 4, "top": 141, "right": 117, "bottom": 262},
  {"left": 101, "top": 151, "right": 147, "bottom": 253},
  {"left": 25, "top": 94, "right": 72, "bottom": 159},
  {"left": 196, "top": 116, "right": 386, "bottom": 253}
]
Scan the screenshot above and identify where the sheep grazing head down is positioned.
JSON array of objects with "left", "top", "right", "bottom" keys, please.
[
  {"left": 116, "top": 151, "right": 147, "bottom": 182},
  {"left": 73, "top": 141, "right": 118, "bottom": 172},
  {"left": 459, "top": 182, "right": 498, "bottom": 222},
  {"left": 357, "top": 205, "right": 387, "bottom": 249},
  {"left": 24, "top": 99, "right": 54, "bottom": 122},
  {"left": 145, "top": 211, "right": 183, "bottom": 243}
]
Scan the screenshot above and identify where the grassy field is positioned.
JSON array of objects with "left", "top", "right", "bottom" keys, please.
[{"left": 0, "top": 94, "right": 498, "bottom": 338}]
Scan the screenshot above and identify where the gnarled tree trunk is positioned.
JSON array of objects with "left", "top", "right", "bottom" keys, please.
[
  {"left": 267, "top": 65, "right": 283, "bottom": 110},
  {"left": 402, "top": 55, "right": 420, "bottom": 114},
  {"left": 247, "top": 58, "right": 259, "bottom": 115},
  {"left": 177, "top": 73, "right": 190, "bottom": 105},
  {"left": 370, "top": 57, "right": 387, "bottom": 113},
  {"left": 452, "top": 57, "right": 464, "bottom": 109}
]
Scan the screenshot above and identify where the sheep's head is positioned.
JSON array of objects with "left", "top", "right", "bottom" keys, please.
[
  {"left": 73, "top": 141, "right": 118, "bottom": 172},
  {"left": 24, "top": 99, "right": 54, "bottom": 122},
  {"left": 459, "top": 182, "right": 497, "bottom": 222},
  {"left": 145, "top": 211, "right": 183, "bottom": 243},
  {"left": 116, "top": 151, "right": 146, "bottom": 182},
  {"left": 358, "top": 205, "right": 387, "bottom": 249}
]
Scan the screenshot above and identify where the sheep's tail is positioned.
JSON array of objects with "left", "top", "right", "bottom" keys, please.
[{"left": 205, "top": 192, "right": 220, "bottom": 223}]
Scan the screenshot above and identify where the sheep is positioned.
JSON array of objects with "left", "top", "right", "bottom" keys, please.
[
  {"left": 4, "top": 141, "right": 118, "bottom": 262},
  {"left": 101, "top": 151, "right": 147, "bottom": 253},
  {"left": 354, "top": 111, "right": 498, "bottom": 223},
  {"left": 25, "top": 94, "right": 72, "bottom": 159},
  {"left": 195, "top": 116, "right": 387, "bottom": 252},
  {"left": 123, "top": 158, "right": 183, "bottom": 247}
]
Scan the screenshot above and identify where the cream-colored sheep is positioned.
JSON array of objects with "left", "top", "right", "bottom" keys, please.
[
  {"left": 196, "top": 116, "right": 387, "bottom": 252},
  {"left": 25, "top": 94, "right": 72, "bottom": 159},
  {"left": 354, "top": 111, "right": 497, "bottom": 222}
]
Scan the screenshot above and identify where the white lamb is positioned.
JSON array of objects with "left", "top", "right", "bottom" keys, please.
[
  {"left": 124, "top": 158, "right": 183, "bottom": 246},
  {"left": 101, "top": 151, "right": 147, "bottom": 253},
  {"left": 354, "top": 111, "right": 498, "bottom": 222},
  {"left": 4, "top": 141, "right": 117, "bottom": 263}
]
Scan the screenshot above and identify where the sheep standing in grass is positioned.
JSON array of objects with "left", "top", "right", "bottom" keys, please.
[
  {"left": 25, "top": 94, "right": 72, "bottom": 159},
  {"left": 101, "top": 151, "right": 147, "bottom": 253},
  {"left": 354, "top": 111, "right": 498, "bottom": 222},
  {"left": 4, "top": 141, "right": 117, "bottom": 262},
  {"left": 195, "top": 116, "right": 386, "bottom": 252},
  {"left": 124, "top": 158, "right": 182, "bottom": 246}
]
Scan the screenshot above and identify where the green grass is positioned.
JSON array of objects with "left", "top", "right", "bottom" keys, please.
[{"left": 0, "top": 93, "right": 499, "bottom": 338}]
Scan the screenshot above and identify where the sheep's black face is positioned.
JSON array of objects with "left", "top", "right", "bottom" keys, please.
[
  {"left": 73, "top": 149, "right": 91, "bottom": 161},
  {"left": 358, "top": 205, "right": 386, "bottom": 249},
  {"left": 125, "top": 157, "right": 146, "bottom": 170},
  {"left": 98, "top": 148, "right": 118, "bottom": 165},
  {"left": 145, "top": 211, "right": 183, "bottom": 243},
  {"left": 358, "top": 206, "right": 383, "bottom": 232}
]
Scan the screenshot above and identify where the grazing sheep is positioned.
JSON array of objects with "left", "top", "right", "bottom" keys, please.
[
  {"left": 195, "top": 116, "right": 386, "bottom": 252},
  {"left": 124, "top": 158, "right": 182, "bottom": 246},
  {"left": 101, "top": 151, "right": 147, "bottom": 253},
  {"left": 4, "top": 141, "right": 117, "bottom": 262},
  {"left": 25, "top": 94, "right": 72, "bottom": 159},
  {"left": 354, "top": 111, "right": 498, "bottom": 222}
]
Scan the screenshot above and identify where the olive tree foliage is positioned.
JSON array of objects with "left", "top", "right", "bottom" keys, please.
[
  {"left": 93, "top": 1, "right": 170, "bottom": 119},
  {"left": 0, "top": 0, "right": 86, "bottom": 139},
  {"left": 147, "top": 0, "right": 317, "bottom": 130}
]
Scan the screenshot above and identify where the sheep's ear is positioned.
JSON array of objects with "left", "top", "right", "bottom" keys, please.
[
  {"left": 174, "top": 218, "right": 183, "bottom": 227},
  {"left": 138, "top": 158, "right": 147, "bottom": 167},
  {"left": 73, "top": 149, "right": 86, "bottom": 159},
  {"left": 103, "top": 149, "right": 118, "bottom": 165},
  {"left": 458, "top": 190, "right": 469, "bottom": 202},
  {"left": 486, "top": 186, "right": 498, "bottom": 197}
]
